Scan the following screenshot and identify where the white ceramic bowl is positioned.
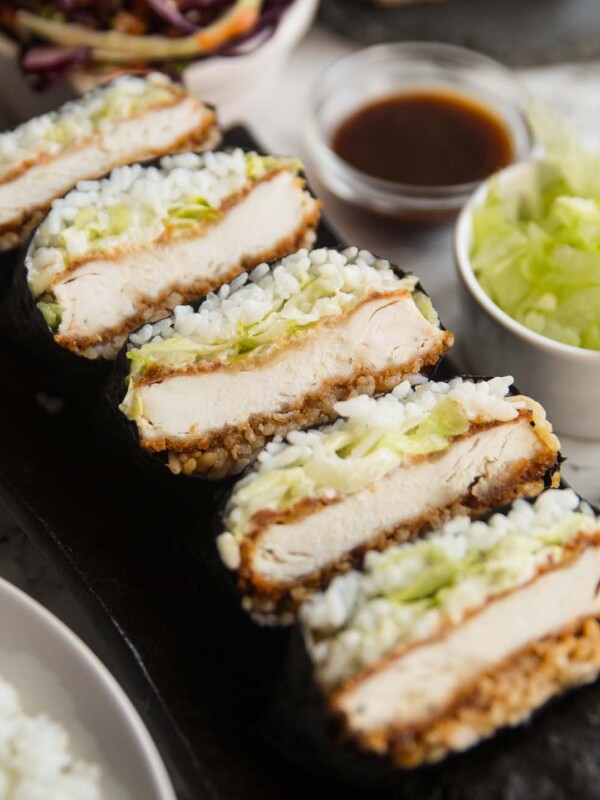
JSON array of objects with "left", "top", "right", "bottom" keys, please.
[
  {"left": 173, "top": 0, "right": 318, "bottom": 126},
  {"left": 0, "top": 576, "right": 175, "bottom": 800},
  {"left": 455, "top": 159, "right": 600, "bottom": 439},
  {"left": 66, "top": 0, "right": 318, "bottom": 126}
]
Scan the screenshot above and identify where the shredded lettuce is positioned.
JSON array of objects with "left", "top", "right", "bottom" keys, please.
[
  {"left": 245, "top": 153, "right": 302, "bottom": 180},
  {"left": 44, "top": 83, "right": 175, "bottom": 147},
  {"left": 226, "top": 398, "right": 470, "bottom": 537},
  {"left": 126, "top": 336, "right": 228, "bottom": 376},
  {"left": 37, "top": 300, "right": 63, "bottom": 330},
  {"left": 386, "top": 547, "right": 459, "bottom": 604},
  {"left": 56, "top": 196, "right": 220, "bottom": 259},
  {"left": 124, "top": 273, "right": 417, "bottom": 378},
  {"left": 357, "top": 509, "right": 593, "bottom": 616},
  {"left": 165, "top": 197, "right": 221, "bottom": 229},
  {"left": 413, "top": 291, "right": 440, "bottom": 326},
  {"left": 471, "top": 106, "right": 600, "bottom": 351},
  {"left": 90, "top": 84, "right": 176, "bottom": 123}
]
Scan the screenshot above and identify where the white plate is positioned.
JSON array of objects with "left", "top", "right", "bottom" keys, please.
[{"left": 0, "top": 576, "right": 175, "bottom": 800}]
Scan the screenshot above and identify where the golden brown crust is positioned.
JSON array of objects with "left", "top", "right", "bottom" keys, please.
[
  {"left": 346, "top": 610, "right": 600, "bottom": 768},
  {"left": 233, "top": 416, "right": 559, "bottom": 620},
  {"left": 0, "top": 100, "right": 218, "bottom": 252},
  {"left": 52, "top": 192, "right": 321, "bottom": 356}
]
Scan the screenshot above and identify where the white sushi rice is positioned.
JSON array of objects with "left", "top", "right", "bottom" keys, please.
[
  {"left": 301, "top": 489, "right": 598, "bottom": 689},
  {"left": 0, "top": 73, "right": 179, "bottom": 182},
  {"left": 0, "top": 673, "right": 103, "bottom": 799},
  {"left": 126, "top": 246, "right": 420, "bottom": 361},
  {"left": 28, "top": 150, "right": 296, "bottom": 296},
  {"left": 218, "top": 376, "right": 530, "bottom": 567}
]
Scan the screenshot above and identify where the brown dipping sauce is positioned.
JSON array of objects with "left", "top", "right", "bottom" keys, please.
[{"left": 332, "top": 89, "right": 514, "bottom": 187}]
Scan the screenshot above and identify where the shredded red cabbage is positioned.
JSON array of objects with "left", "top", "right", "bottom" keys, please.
[{"left": 22, "top": 43, "right": 88, "bottom": 74}]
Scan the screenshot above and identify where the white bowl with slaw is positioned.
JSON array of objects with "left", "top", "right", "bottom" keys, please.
[
  {"left": 182, "top": 0, "right": 318, "bottom": 124},
  {"left": 67, "top": 0, "right": 319, "bottom": 125},
  {"left": 455, "top": 159, "right": 600, "bottom": 439}
]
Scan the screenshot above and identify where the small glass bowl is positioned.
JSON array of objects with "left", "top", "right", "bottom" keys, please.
[{"left": 306, "top": 42, "right": 533, "bottom": 223}]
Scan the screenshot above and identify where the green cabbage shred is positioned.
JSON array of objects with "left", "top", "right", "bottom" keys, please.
[
  {"left": 43, "top": 84, "right": 174, "bottom": 147},
  {"left": 46, "top": 153, "right": 297, "bottom": 265},
  {"left": 245, "top": 153, "right": 303, "bottom": 180},
  {"left": 368, "top": 510, "right": 591, "bottom": 611},
  {"left": 37, "top": 299, "right": 64, "bottom": 330},
  {"left": 125, "top": 274, "right": 418, "bottom": 379},
  {"left": 227, "top": 398, "right": 470, "bottom": 536}
]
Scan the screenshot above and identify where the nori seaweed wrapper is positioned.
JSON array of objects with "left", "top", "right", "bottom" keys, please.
[
  {"left": 170, "top": 477, "right": 306, "bottom": 755},
  {"left": 103, "top": 342, "right": 167, "bottom": 476},
  {"left": 0, "top": 251, "right": 112, "bottom": 398},
  {"left": 0, "top": 249, "right": 19, "bottom": 297}
]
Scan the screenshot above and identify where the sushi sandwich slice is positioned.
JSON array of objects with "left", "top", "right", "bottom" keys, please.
[
  {"left": 218, "top": 376, "right": 560, "bottom": 623},
  {"left": 25, "top": 149, "right": 320, "bottom": 360},
  {"left": 300, "top": 488, "right": 600, "bottom": 768},
  {"left": 0, "top": 72, "right": 218, "bottom": 251},
  {"left": 119, "top": 247, "right": 453, "bottom": 479}
]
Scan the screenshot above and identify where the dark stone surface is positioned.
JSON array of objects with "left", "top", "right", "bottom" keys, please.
[{"left": 320, "top": 0, "right": 600, "bottom": 67}]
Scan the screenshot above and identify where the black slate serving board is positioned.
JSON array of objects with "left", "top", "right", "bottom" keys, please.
[
  {"left": 1, "top": 127, "right": 600, "bottom": 799},
  {"left": 320, "top": 0, "right": 600, "bottom": 67}
]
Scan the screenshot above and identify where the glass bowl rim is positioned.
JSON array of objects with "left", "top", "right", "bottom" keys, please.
[{"left": 309, "top": 40, "right": 534, "bottom": 201}]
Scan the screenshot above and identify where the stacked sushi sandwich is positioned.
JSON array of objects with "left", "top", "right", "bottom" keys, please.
[
  {"left": 25, "top": 150, "right": 320, "bottom": 360},
  {"left": 0, "top": 72, "right": 218, "bottom": 252},
  {"left": 218, "top": 376, "right": 560, "bottom": 623},
  {"left": 120, "top": 247, "right": 452, "bottom": 478}
]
